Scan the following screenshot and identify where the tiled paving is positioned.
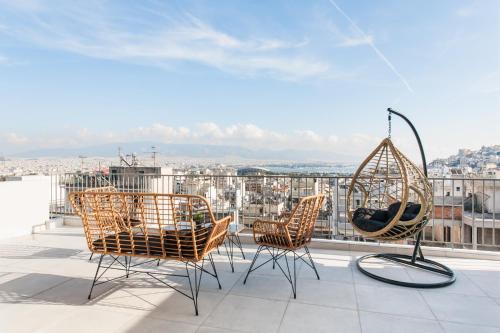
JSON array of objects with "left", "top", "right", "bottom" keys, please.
[{"left": 1, "top": 227, "right": 500, "bottom": 333}]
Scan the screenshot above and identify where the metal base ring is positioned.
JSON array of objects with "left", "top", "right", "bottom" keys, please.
[{"left": 356, "top": 253, "right": 456, "bottom": 288}]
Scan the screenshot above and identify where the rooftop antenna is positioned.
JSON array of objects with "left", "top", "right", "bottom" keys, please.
[
  {"left": 150, "top": 145, "right": 158, "bottom": 167},
  {"left": 78, "top": 155, "right": 87, "bottom": 172},
  {"left": 123, "top": 154, "right": 133, "bottom": 167},
  {"left": 119, "top": 148, "right": 132, "bottom": 167},
  {"left": 118, "top": 147, "right": 122, "bottom": 166},
  {"left": 131, "top": 153, "right": 139, "bottom": 167}
]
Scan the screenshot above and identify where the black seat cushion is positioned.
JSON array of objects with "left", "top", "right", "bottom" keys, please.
[
  {"left": 352, "top": 202, "right": 422, "bottom": 232},
  {"left": 92, "top": 226, "right": 212, "bottom": 259},
  {"left": 92, "top": 232, "right": 166, "bottom": 256},
  {"left": 387, "top": 202, "right": 421, "bottom": 221},
  {"left": 352, "top": 208, "right": 390, "bottom": 232}
]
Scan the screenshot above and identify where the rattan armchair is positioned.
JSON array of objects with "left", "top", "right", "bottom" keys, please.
[
  {"left": 70, "top": 190, "right": 231, "bottom": 315},
  {"left": 243, "top": 194, "right": 325, "bottom": 298}
]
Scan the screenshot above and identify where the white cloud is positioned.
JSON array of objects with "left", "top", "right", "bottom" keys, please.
[
  {"left": 294, "top": 130, "right": 322, "bottom": 143},
  {"left": 456, "top": 5, "right": 476, "bottom": 18},
  {"left": 471, "top": 71, "right": 500, "bottom": 95},
  {"left": 0, "top": 3, "right": 329, "bottom": 81},
  {"left": 2, "top": 132, "right": 29, "bottom": 145},
  {"left": 0, "top": 54, "right": 8, "bottom": 65},
  {"left": 2, "top": 123, "right": 384, "bottom": 159}
]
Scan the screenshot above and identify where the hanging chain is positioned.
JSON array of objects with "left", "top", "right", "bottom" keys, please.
[{"left": 388, "top": 110, "right": 392, "bottom": 138}]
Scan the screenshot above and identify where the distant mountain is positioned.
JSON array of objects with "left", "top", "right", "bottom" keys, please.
[{"left": 13, "top": 142, "right": 359, "bottom": 163}]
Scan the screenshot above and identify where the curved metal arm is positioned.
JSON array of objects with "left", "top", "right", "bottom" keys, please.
[{"left": 387, "top": 108, "right": 428, "bottom": 177}]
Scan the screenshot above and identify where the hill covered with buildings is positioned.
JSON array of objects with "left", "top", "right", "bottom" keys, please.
[{"left": 429, "top": 145, "right": 500, "bottom": 172}]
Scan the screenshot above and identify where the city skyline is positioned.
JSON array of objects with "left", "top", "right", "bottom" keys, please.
[{"left": 0, "top": 0, "right": 499, "bottom": 161}]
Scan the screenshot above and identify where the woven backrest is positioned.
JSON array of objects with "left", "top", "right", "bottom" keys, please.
[
  {"left": 287, "top": 194, "right": 325, "bottom": 247},
  {"left": 69, "top": 191, "right": 230, "bottom": 261}
]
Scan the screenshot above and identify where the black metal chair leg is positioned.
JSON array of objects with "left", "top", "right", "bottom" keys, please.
[
  {"left": 88, "top": 254, "right": 104, "bottom": 299},
  {"left": 304, "top": 246, "right": 320, "bottom": 280},
  {"left": 235, "top": 234, "right": 246, "bottom": 259},
  {"left": 185, "top": 262, "right": 202, "bottom": 316},
  {"left": 208, "top": 253, "right": 222, "bottom": 289},
  {"left": 284, "top": 251, "right": 297, "bottom": 299},
  {"left": 124, "top": 256, "right": 130, "bottom": 278},
  {"left": 293, "top": 252, "right": 297, "bottom": 298},
  {"left": 89, "top": 253, "right": 93, "bottom": 261},
  {"left": 243, "top": 245, "right": 263, "bottom": 284},
  {"left": 223, "top": 241, "right": 234, "bottom": 273}
]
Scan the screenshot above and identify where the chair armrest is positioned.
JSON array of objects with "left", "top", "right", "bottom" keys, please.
[{"left": 208, "top": 215, "right": 232, "bottom": 250}]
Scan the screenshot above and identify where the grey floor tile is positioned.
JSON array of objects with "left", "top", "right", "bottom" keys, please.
[
  {"left": 291, "top": 279, "right": 357, "bottom": 310},
  {"left": 197, "top": 326, "right": 248, "bottom": 333},
  {"left": 410, "top": 271, "right": 486, "bottom": 296},
  {"left": 204, "top": 294, "right": 287, "bottom": 333},
  {"left": 355, "top": 284, "right": 435, "bottom": 320},
  {"left": 465, "top": 273, "right": 500, "bottom": 298},
  {"left": 421, "top": 292, "right": 500, "bottom": 328},
  {"left": 230, "top": 274, "right": 293, "bottom": 301},
  {"left": 32, "top": 276, "right": 118, "bottom": 305},
  {"left": 120, "top": 317, "right": 199, "bottom": 333},
  {"left": 299, "top": 257, "right": 354, "bottom": 284},
  {"left": 440, "top": 321, "right": 500, "bottom": 333},
  {"left": 359, "top": 311, "right": 443, "bottom": 333},
  {"left": 279, "top": 302, "right": 361, "bottom": 333},
  {"left": 0, "top": 272, "right": 71, "bottom": 299}
]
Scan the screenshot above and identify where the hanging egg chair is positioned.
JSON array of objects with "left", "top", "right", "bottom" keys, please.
[
  {"left": 347, "top": 138, "right": 433, "bottom": 240},
  {"left": 348, "top": 108, "right": 455, "bottom": 288}
]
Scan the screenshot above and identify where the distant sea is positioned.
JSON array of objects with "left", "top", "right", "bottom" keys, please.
[{"left": 260, "top": 164, "right": 357, "bottom": 175}]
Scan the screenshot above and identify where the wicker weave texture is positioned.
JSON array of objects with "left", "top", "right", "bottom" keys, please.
[
  {"left": 347, "top": 138, "right": 433, "bottom": 240},
  {"left": 253, "top": 194, "right": 325, "bottom": 250},
  {"left": 70, "top": 190, "right": 231, "bottom": 262}
]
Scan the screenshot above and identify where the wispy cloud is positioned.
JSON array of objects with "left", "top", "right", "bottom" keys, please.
[
  {"left": 327, "top": 0, "right": 414, "bottom": 93},
  {"left": 456, "top": 2, "right": 478, "bottom": 18},
  {"left": 0, "top": 2, "right": 328, "bottom": 80},
  {"left": 325, "top": 18, "right": 374, "bottom": 48},
  {"left": 2, "top": 122, "right": 381, "bottom": 157},
  {"left": 1, "top": 132, "right": 29, "bottom": 145},
  {"left": 338, "top": 35, "right": 374, "bottom": 47},
  {"left": 471, "top": 71, "right": 500, "bottom": 95}
]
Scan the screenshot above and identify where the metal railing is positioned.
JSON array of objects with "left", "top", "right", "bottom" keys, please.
[{"left": 49, "top": 173, "right": 500, "bottom": 251}]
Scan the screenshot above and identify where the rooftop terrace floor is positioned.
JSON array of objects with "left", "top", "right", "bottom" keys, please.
[{"left": 1, "top": 227, "right": 500, "bottom": 333}]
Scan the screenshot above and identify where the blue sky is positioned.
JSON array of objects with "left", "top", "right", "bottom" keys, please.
[{"left": 0, "top": 0, "right": 498, "bottom": 160}]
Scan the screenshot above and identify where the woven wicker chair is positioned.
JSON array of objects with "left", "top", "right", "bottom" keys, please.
[
  {"left": 70, "top": 189, "right": 231, "bottom": 315},
  {"left": 346, "top": 108, "right": 455, "bottom": 288},
  {"left": 243, "top": 194, "right": 325, "bottom": 298},
  {"left": 347, "top": 138, "right": 433, "bottom": 240}
]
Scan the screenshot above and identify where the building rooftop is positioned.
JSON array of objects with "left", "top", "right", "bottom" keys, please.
[{"left": 1, "top": 227, "right": 500, "bottom": 332}]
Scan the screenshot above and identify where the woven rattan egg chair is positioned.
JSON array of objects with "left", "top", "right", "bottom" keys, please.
[{"left": 347, "top": 108, "right": 455, "bottom": 288}]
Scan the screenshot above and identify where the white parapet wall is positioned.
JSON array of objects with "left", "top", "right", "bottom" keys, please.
[{"left": 0, "top": 175, "right": 52, "bottom": 239}]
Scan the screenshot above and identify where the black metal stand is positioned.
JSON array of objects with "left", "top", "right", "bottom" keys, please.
[
  {"left": 356, "top": 109, "right": 456, "bottom": 288},
  {"left": 224, "top": 233, "right": 246, "bottom": 272},
  {"left": 243, "top": 245, "right": 320, "bottom": 298},
  {"left": 87, "top": 253, "right": 222, "bottom": 315}
]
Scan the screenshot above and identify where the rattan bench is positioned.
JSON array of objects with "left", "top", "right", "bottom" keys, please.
[{"left": 70, "top": 189, "right": 231, "bottom": 315}]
